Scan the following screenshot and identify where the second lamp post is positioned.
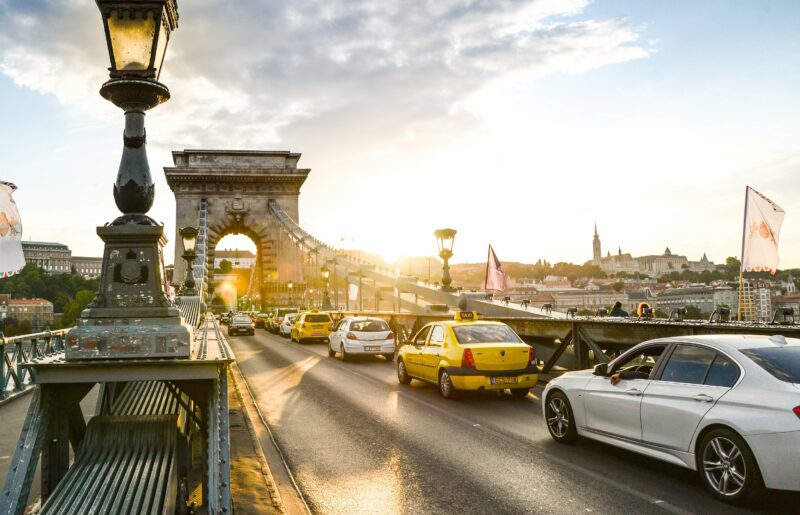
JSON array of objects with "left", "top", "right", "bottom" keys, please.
[{"left": 434, "top": 228, "right": 457, "bottom": 292}]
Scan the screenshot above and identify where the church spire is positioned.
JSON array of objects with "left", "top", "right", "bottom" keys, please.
[{"left": 592, "top": 222, "right": 601, "bottom": 263}]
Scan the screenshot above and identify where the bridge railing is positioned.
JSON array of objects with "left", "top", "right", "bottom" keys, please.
[{"left": 0, "top": 329, "right": 69, "bottom": 401}]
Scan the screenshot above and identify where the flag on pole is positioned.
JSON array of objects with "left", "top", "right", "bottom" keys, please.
[
  {"left": 484, "top": 245, "right": 506, "bottom": 291},
  {"left": 0, "top": 181, "right": 25, "bottom": 279},
  {"left": 348, "top": 283, "right": 359, "bottom": 301},
  {"left": 741, "top": 186, "right": 785, "bottom": 274}
]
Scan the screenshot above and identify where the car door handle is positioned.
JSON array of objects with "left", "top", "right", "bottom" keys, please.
[
  {"left": 625, "top": 389, "right": 642, "bottom": 396},
  {"left": 693, "top": 394, "right": 714, "bottom": 403}
]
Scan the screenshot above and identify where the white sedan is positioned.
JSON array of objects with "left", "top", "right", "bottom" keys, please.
[
  {"left": 278, "top": 313, "right": 299, "bottom": 338},
  {"left": 328, "top": 317, "right": 395, "bottom": 361},
  {"left": 543, "top": 334, "right": 800, "bottom": 503}
]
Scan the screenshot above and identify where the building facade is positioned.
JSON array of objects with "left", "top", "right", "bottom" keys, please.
[
  {"left": 589, "top": 225, "right": 716, "bottom": 277},
  {"left": 553, "top": 290, "right": 627, "bottom": 312},
  {"left": 7, "top": 299, "right": 54, "bottom": 331},
  {"left": 22, "top": 241, "right": 72, "bottom": 274},
  {"left": 214, "top": 249, "right": 257, "bottom": 270},
  {"left": 70, "top": 256, "right": 103, "bottom": 279}
]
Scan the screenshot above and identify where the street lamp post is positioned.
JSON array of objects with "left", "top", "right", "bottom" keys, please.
[
  {"left": 434, "top": 228, "right": 457, "bottom": 292},
  {"left": 327, "top": 258, "right": 338, "bottom": 310},
  {"left": 321, "top": 264, "right": 332, "bottom": 310},
  {"left": 179, "top": 226, "right": 199, "bottom": 296},
  {"left": 66, "top": 0, "right": 191, "bottom": 360},
  {"left": 288, "top": 281, "right": 294, "bottom": 307}
]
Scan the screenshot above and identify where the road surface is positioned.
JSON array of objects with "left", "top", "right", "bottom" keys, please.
[{"left": 228, "top": 330, "right": 798, "bottom": 514}]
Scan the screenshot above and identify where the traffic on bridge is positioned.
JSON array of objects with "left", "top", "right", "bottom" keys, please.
[{"left": 2, "top": 0, "right": 800, "bottom": 514}]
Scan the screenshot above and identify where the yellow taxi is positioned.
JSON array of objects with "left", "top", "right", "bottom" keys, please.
[
  {"left": 396, "top": 312, "right": 538, "bottom": 399},
  {"left": 291, "top": 311, "right": 334, "bottom": 343}
]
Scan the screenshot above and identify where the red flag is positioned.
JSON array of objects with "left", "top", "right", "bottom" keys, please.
[{"left": 484, "top": 245, "right": 506, "bottom": 291}]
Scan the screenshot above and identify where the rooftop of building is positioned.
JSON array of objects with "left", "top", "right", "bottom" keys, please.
[
  {"left": 8, "top": 299, "right": 53, "bottom": 305},
  {"left": 215, "top": 250, "right": 257, "bottom": 259},
  {"left": 21, "top": 241, "right": 69, "bottom": 249}
]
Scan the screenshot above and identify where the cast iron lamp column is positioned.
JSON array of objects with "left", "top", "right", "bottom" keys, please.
[
  {"left": 321, "top": 265, "right": 332, "bottom": 310},
  {"left": 434, "top": 228, "right": 457, "bottom": 292},
  {"left": 66, "top": 0, "right": 190, "bottom": 360},
  {"left": 288, "top": 281, "right": 294, "bottom": 307},
  {"left": 179, "top": 226, "right": 199, "bottom": 295}
]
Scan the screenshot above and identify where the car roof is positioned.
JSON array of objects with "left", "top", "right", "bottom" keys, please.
[
  {"left": 645, "top": 334, "right": 800, "bottom": 352},
  {"left": 345, "top": 316, "right": 388, "bottom": 322},
  {"left": 437, "top": 320, "right": 507, "bottom": 328}
]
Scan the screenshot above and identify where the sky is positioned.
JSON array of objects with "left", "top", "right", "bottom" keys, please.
[{"left": 1, "top": 0, "right": 799, "bottom": 268}]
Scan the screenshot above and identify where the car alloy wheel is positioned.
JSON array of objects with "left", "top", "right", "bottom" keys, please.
[
  {"left": 547, "top": 397, "right": 570, "bottom": 438},
  {"left": 545, "top": 392, "right": 578, "bottom": 443},
  {"left": 439, "top": 370, "right": 457, "bottom": 399},
  {"left": 702, "top": 436, "right": 747, "bottom": 497},
  {"left": 397, "top": 359, "right": 411, "bottom": 384}
]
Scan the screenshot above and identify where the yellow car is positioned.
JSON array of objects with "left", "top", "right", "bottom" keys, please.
[
  {"left": 291, "top": 311, "right": 334, "bottom": 343},
  {"left": 396, "top": 312, "right": 538, "bottom": 399}
]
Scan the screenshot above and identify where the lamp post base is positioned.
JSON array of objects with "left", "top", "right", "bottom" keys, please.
[{"left": 66, "top": 222, "right": 191, "bottom": 360}]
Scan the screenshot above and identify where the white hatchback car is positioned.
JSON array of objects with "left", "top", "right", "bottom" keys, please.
[
  {"left": 278, "top": 313, "right": 299, "bottom": 338},
  {"left": 328, "top": 317, "right": 395, "bottom": 361},
  {"left": 543, "top": 334, "right": 800, "bottom": 503}
]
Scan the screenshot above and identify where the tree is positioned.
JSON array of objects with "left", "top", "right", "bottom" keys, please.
[
  {"left": 60, "top": 290, "right": 97, "bottom": 328},
  {"left": 725, "top": 256, "right": 741, "bottom": 275},
  {"left": 684, "top": 305, "right": 706, "bottom": 320},
  {"left": 218, "top": 259, "right": 233, "bottom": 273},
  {"left": 612, "top": 281, "right": 625, "bottom": 292}
]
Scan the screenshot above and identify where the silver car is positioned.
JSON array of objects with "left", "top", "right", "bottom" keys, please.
[{"left": 543, "top": 334, "right": 800, "bottom": 503}]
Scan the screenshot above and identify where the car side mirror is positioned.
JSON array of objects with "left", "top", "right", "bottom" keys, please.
[{"left": 593, "top": 363, "right": 609, "bottom": 376}]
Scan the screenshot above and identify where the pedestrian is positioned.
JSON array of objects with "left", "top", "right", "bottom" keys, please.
[{"left": 609, "top": 301, "right": 628, "bottom": 317}]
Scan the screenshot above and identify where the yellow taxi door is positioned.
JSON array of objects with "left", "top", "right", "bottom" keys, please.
[
  {"left": 421, "top": 325, "right": 445, "bottom": 381},
  {"left": 405, "top": 326, "right": 430, "bottom": 378}
]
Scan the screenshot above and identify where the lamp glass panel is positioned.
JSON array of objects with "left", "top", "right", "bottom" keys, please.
[
  {"left": 443, "top": 235, "right": 454, "bottom": 252},
  {"left": 322, "top": 270, "right": 330, "bottom": 280},
  {"left": 181, "top": 235, "right": 196, "bottom": 253},
  {"left": 152, "top": 16, "right": 169, "bottom": 79},
  {"left": 107, "top": 10, "right": 157, "bottom": 72}
]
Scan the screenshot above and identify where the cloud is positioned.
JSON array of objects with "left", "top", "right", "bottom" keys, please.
[{"left": 0, "top": 0, "right": 650, "bottom": 151}]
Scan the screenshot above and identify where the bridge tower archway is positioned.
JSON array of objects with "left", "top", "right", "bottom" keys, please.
[{"left": 165, "top": 150, "right": 310, "bottom": 306}]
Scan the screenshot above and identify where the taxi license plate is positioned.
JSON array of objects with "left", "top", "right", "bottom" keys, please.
[
  {"left": 312, "top": 333, "right": 324, "bottom": 336},
  {"left": 365, "top": 346, "right": 380, "bottom": 351},
  {"left": 491, "top": 376, "right": 518, "bottom": 385}
]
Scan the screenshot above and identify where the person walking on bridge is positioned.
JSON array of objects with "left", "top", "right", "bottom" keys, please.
[{"left": 609, "top": 301, "right": 628, "bottom": 317}]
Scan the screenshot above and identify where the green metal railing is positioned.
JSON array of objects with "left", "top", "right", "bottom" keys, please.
[{"left": 0, "top": 329, "right": 69, "bottom": 400}]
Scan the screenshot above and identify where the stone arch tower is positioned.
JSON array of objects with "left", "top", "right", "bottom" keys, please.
[{"left": 165, "top": 150, "right": 309, "bottom": 303}]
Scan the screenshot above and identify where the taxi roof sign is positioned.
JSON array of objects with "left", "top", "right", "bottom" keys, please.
[{"left": 455, "top": 311, "right": 478, "bottom": 321}]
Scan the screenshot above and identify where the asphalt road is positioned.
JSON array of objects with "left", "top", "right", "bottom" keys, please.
[{"left": 229, "top": 330, "right": 799, "bottom": 515}]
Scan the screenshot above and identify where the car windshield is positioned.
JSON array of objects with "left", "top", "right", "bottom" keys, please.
[
  {"left": 306, "top": 314, "right": 331, "bottom": 323},
  {"left": 350, "top": 320, "right": 390, "bottom": 332},
  {"left": 741, "top": 346, "right": 800, "bottom": 383},
  {"left": 452, "top": 324, "right": 522, "bottom": 344}
]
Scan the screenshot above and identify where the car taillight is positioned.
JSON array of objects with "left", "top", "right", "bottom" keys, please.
[
  {"left": 527, "top": 346, "right": 536, "bottom": 366},
  {"left": 346, "top": 332, "right": 358, "bottom": 340},
  {"left": 794, "top": 406, "right": 800, "bottom": 419},
  {"left": 461, "top": 348, "right": 475, "bottom": 368},
  {"left": 386, "top": 331, "right": 395, "bottom": 341}
]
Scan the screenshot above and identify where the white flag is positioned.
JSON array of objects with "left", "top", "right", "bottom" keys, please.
[
  {"left": 741, "top": 186, "right": 785, "bottom": 274},
  {"left": 484, "top": 245, "right": 506, "bottom": 291},
  {"left": 0, "top": 181, "right": 25, "bottom": 279},
  {"left": 348, "top": 283, "right": 359, "bottom": 301}
]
